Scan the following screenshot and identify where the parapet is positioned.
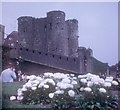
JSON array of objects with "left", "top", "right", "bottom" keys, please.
[{"left": 47, "top": 10, "right": 65, "bottom": 17}]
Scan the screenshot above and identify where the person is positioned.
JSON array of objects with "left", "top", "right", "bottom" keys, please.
[{"left": 0, "top": 66, "right": 17, "bottom": 82}]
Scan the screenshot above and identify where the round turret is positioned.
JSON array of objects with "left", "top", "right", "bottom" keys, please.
[
  {"left": 46, "top": 10, "right": 68, "bottom": 56},
  {"left": 33, "top": 18, "right": 47, "bottom": 52},
  {"left": 66, "top": 19, "right": 79, "bottom": 57},
  {"left": 18, "top": 16, "right": 34, "bottom": 49}
]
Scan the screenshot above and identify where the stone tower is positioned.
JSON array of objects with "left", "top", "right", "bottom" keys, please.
[
  {"left": 78, "top": 47, "right": 93, "bottom": 74},
  {"left": 33, "top": 18, "right": 47, "bottom": 52},
  {"left": 46, "top": 11, "right": 68, "bottom": 56},
  {"left": 18, "top": 16, "right": 35, "bottom": 49},
  {"left": 0, "top": 24, "right": 5, "bottom": 46},
  {"left": 66, "top": 19, "right": 79, "bottom": 57}
]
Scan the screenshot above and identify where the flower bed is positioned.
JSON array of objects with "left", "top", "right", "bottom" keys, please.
[{"left": 8, "top": 72, "right": 119, "bottom": 110}]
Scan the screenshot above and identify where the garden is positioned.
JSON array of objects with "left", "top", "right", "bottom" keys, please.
[{"left": 2, "top": 72, "right": 120, "bottom": 110}]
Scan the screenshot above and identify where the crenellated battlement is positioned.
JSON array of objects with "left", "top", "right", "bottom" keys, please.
[
  {"left": 17, "top": 10, "right": 78, "bottom": 57},
  {"left": 3, "top": 10, "right": 93, "bottom": 75}
]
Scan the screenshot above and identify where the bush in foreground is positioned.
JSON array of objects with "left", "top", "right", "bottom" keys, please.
[{"left": 10, "top": 72, "right": 119, "bottom": 110}]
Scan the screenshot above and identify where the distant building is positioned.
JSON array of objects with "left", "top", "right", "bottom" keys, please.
[{"left": 2, "top": 10, "right": 108, "bottom": 75}]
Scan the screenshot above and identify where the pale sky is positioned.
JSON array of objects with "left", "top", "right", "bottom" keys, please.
[{"left": 1, "top": 2, "right": 118, "bottom": 66}]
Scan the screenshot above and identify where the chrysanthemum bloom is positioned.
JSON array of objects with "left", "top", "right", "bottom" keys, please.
[
  {"left": 80, "top": 87, "right": 84, "bottom": 91},
  {"left": 112, "top": 80, "right": 118, "bottom": 86},
  {"left": 84, "top": 87, "right": 92, "bottom": 92},
  {"left": 87, "top": 81, "right": 93, "bottom": 87},
  {"left": 80, "top": 78, "right": 87, "bottom": 84},
  {"left": 49, "top": 93, "right": 54, "bottom": 98},
  {"left": 43, "top": 84, "right": 49, "bottom": 89},
  {"left": 54, "top": 90, "right": 64, "bottom": 94},
  {"left": 99, "top": 88, "right": 106, "bottom": 93},
  {"left": 10, "top": 96, "right": 16, "bottom": 101},
  {"left": 104, "top": 82, "right": 111, "bottom": 87},
  {"left": 68, "top": 90, "right": 75, "bottom": 97},
  {"left": 17, "top": 96, "right": 23, "bottom": 101},
  {"left": 31, "top": 86, "right": 37, "bottom": 90}
]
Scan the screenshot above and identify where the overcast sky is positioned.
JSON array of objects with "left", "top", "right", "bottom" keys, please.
[{"left": 1, "top": 2, "right": 118, "bottom": 66}]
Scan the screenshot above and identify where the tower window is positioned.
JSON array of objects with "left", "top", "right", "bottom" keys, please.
[{"left": 44, "top": 25, "right": 47, "bottom": 31}]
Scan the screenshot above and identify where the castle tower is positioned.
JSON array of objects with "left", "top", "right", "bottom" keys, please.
[
  {"left": 33, "top": 18, "right": 47, "bottom": 52},
  {"left": 78, "top": 47, "right": 87, "bottom": 74},
  {"left": 18, "top": 16, "right": 35, "bottom": 49},
  {"left": 86, "top": 48, "right": 93, "bottom": 73},
  {"left": 46, "top": 10, "right": 68, "bottom": 56},
  {"left": 66, "top": 19, "right": 79, "bottom": 57},
  {"left": 0, "top": 24, "right": 5, "bottom": 46},
  {"left": 78, "top": 47, "right": 93, "bottom": 74}
]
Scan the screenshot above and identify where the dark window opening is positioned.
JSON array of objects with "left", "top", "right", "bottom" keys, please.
[
  {"left": 33, "top": 50, "right": 35, "bottom": 53},
  {"left": 67, "top": 57, "right": 69, "bottom": 61},
  {"left": 26, "top": 49, "right": 29, "bottom": 51},
  {"left": 45, "top": 53, "right": 48, "bottom": 56},
  {"left": 61, "top": 28, "right": 64, "bottom": 30},
  {"left": 23, "top": 28, "right": 27, "bottom": 33},
  {"left": 44, "top": 25, "right": 47, "bottom": 31},
  {"left": 52, "top": 55, "right": 55, "bottom": 58},
  {"left": 39, "top": 52, "right": 41, "bottom": 54},
  {"left": 59, "top": 56, "right": 61, "bottom": 59},
  {"left": 74, "top": 58, "right": 76, "bottom": 62},
  {"left": 20, "top": 48, "right": 22, "bottom": 51}
]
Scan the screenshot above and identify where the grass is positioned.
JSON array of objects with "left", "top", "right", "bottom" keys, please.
[{"left": 1, "top": 81, "right": 52, "bottom": 109}]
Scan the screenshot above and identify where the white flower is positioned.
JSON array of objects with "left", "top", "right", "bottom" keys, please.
[
  {"left": 99, "top": 88, "right": 106, "bottom": 93},
  {"left": 84, "top": 87, "right": 92, "bottom": 92},
  {"left": 99, "top": 78, "right": 105, "bottom": 85},
  {"left": 17, "top": 91, "right": 23, "bottom": 96},
  {"left": 10, "top": 96, "right": 16, "bottom": 101},
  {"left": 49, "top": 93, "right": 54, "bottom": 98},
  {"left": 68, "top": 90, "right": 75, "bottom": 97},
  {"left": 21, "top": 87, "right": 27, "bottom": 91},
  {"left": 87, "top": 81, "right": 93, "bottom": 87},
  {"left": 70, "top": 74, "right": 75, "bottom": 77},
  {"left": 54, "top": 90, "right": 64, "bottom": 94},
  {"left": 105, "top": 77, "right": 113, "bottom": 83},
  {"left": 61, "top": 78, "right": 71, "bottom": 83},
  {"left": 71, "top": 80, "right": 77, "bottom": 85},
  {"left": 36, "top": 76, "right": 43, "bottom": 81},
  {"left": 53, "top": 73, "right": 67, "bottom": 79},
  {"left": 17, "top": 96, "right": 23, "bottom": 101},
  {"left": 44, "top": 78, "right": 55, "bottom": 85},
  {"left": 38, "top": 82, "right": 44, "bottom": 88},
  {"left": 80, "top": 87, "right": 84, "bottom": 91},
  {"left": 28, "top": 75, "right": 36, "bottom": 81},
  {"left": 73, "top": 77, "right": 77, "bottom": 80},
  {"left": 25, "top": 82, "right": 32, "bottom": 88},
  {"left": 104, "top": 82, "right": 111, "bottom": 87},
  {"left": 57, "top": 82, "right": 73, "bottom": 89},
  {"left": 91, "top": 76, "right": 100, "bottom": 84},
  {"left": 44, "top": 72, "right": 53, "bottom": 77},
  {"left": 86, "top": 73, "right": 94, "bottom": 80},
  {"left": 80, "top": 78, "right": 87, "bottom": 84},
  {"left": 78, "top": 75, "right": 87, "bottom": 78},
  {"left": 44, "top": 84, "right": 49, "bottom": 89},
  {"left": 31, "top": 86, "right": 37, "bottom": 90},
  {"left": 112, "top": 80, "right": 118, "bottom": 86}
]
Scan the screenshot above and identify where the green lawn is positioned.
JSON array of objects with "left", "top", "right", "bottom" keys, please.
[{"left": 2, "top": 82, "right": 51, "bottom": 109}]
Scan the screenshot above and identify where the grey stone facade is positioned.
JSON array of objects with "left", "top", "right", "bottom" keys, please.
[
  {"left": 17, "top": 11, "right": 78, "bottom": 57},
  {"left": 3, "top": 10, "right": 94, "bottom": 75}
]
